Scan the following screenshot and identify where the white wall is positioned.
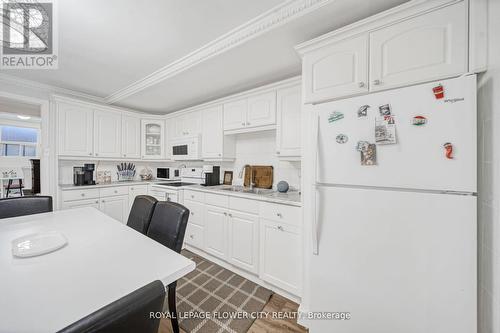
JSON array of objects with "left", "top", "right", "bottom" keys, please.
[{"left": 477, "top": 0, "right": 500, "bottom": 332}]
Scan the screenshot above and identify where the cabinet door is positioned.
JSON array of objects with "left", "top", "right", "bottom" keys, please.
[
  {"left": 228, "top": 211, "right": 259, "bottom": 274},
  {"left": 141, "top": 120, "right": 164, "bottom": 159},
  {"left": 165, "top": 118, "right": 175, "bottom": 160},
  {"left": 185, "top": 223, "right": 204, "bottom": 249},
  {"left": 223, "top": 99, "right": 247, "bottom": 131},
  {"left": 128, "top": 185, "right": 148, "bottom": 209},
  {"left": 202, "top": 105, "right": 224, "bottom": 159},
  {"left": 369, "top": 2, "right": 467, "bottom": 91},
  {"left": 121, "top": 115, "right": 141, "bottom": 159},
  {"left": 100, "top": 195, "right": 129, "bottom": 224},
  {"left": 173, "top": 111, "right": 201, "bottom": 137},
  {"left": 260, "top": 219, "right": 302, "bottom": 295},
  {"left": 62, "top": 199, "right": 100, "bottom": 210},
  {"left": 57, "top": 102, "right": 93, "bottom": 156},
  {"left": 246, "top": 92, "right": 276, "bottom": 128},
  {"left": 276, "top": 85, "right": 301, "bottom": 158},
  {"left": 303, "top": 34, "right": 369, "bottom": 104},
  {"left": 204, "top": 205, "right": 227, "bottom": 260},
  {"left": 94, "top": 109, "right": 122, "bottom": 158}
]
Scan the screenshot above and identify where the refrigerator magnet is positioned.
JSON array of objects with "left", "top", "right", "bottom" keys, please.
[
  {"left": 361, "top": 144, "right": 377, "bottom": 166},
  {"left": 412, "top": 116, "right": 427, "bottom": 126},
  {"left": 375, "top": 117, "right": 397, "bottom": 145},
  {"left": 379, "top": 104, "right": 392, "bottom": 116},
  {"left": 356, "top": 141, "right": 370, "bottom": 152},
  {"left": 443, "top": 142, "right": 453, "bottom": 159},
  {"left": 328, "top": 111, "right": 344, "bottom": 123},
  {"left": 336, "top": 134, "right": 348, "bottom": 144},
  {"left": 433, "top": 84, "right": 445, "bottom": 99},
  {"left": 357, "top": 105, "right": 370, "bottom": 117}
]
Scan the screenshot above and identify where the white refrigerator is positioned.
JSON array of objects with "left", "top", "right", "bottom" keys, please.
[{"left": 306, "top": 75, "right": 477, "bottom": 333}]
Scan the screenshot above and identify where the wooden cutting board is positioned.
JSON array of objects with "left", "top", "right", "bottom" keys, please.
[{"left": 244, "top": 165, "right": 273, "bottom": 189}]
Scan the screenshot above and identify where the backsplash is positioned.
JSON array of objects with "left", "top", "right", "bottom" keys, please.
[{"left": 58, "top": 130, "right": 301, "bottom": 190}]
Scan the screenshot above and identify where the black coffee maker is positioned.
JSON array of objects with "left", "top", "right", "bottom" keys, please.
[
  {"left": 74, "top": 163, "right": 96, "bottom": 186},
  {"left": 203, "top": 166, "right": 220, "bottom": 186}
]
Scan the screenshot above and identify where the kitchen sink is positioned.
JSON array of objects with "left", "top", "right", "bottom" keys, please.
[{"left": 219, "top": 186, "right": 274, "bottom": 195}]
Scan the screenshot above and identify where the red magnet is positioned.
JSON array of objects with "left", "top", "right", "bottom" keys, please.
[
  {"left": 443, "top": 142, "right": 453, "bottom": 159},
  {"left": 433, "top": 84, "right": 444, "bottom": 99}
]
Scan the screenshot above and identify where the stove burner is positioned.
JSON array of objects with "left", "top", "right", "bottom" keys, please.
[{"left": 157, "top": 182, "right": 195, "bottom": 187}]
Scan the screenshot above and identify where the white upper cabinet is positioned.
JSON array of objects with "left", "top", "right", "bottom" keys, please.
[
  {"left": 246, "top": 91, "right": 276, "bottom": 128},
  {"left": 201, "top": 105, "right": 235, "bottom": 160},
  {"left": 223, "top": 91, "right": 277, "bottom": 132},
  {"left": 369, "top": 2, "right": 467, "bottom": 91},
  {"left": 141, "top": 119, "right": 165, "bottom": 160},
  {"left": 57, "top": 102, "right": 93, "bottom": 157},
  {"left": 276, "top": 84, "right": 302, "bottom": 159},
  {"left": 173, "top": 111, "right": 201, "bottom": 138},
  {"left": 93, "top": 109, "right": 122, "bottom": 158},
  {"left": 223, "top": 99, "right": 247, "bottom": 131},
  {"left": 303, "top": 34, "right": 369, "bottom": 104},
  {"left": 121, "top": 115, "right": 141, "bottom": 159}
]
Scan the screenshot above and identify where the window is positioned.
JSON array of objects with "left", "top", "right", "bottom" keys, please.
[{"left": 0, "top": 126, "right": 39, "bottom": 157}]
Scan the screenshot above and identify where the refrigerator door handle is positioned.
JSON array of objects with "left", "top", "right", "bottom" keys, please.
[
  {"left": 312, "top": 185, "right": 319, "bottom": 255},
  {"left": 311, "top": 113, "right": 320, "bottom": 255}
]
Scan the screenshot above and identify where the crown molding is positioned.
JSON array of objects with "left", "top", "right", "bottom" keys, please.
[
  {"left": 104, "top": 0, "right": 333, "bottom": 104},
  {"left": 0, "top": 73, "right": 105, "bottom": 103}
]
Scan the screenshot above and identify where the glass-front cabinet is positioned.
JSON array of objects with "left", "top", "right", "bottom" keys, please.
[{"left": 141, "top": 119, "right": 165, "bottom": 159}]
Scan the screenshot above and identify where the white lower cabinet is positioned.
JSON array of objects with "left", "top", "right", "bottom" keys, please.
[
  {"left": 62, "top": 198, "right": 100, "bottom": 210},
  {"left": 204, "top": 205, "right": 228, "bottom": 260},
  {"left": 99, "top": 195, "right": 129, "bottom": 224},
  {"left": 260, "top": 219, "right": 302, "bottom": 295},
  {"left": 128, "top": 185, "right": 149, "bottom": 209},
  {"left": 228, "top": 211, "right": 259, "bottom": 274},
  {"left": 180, "top": 189, "right": 302, "bottom": 297},
  {"left": 185, "top": 223, "right": 204, "bottom": 249}
]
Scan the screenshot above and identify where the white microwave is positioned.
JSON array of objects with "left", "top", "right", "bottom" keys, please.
[{"left": 170, "top": 135, "right": 202, "bottom": 160}]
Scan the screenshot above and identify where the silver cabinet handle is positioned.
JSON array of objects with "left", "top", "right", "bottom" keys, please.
[
  {"left": 277, "top": 225, "right": 284, "bottom": 231},
  {"left": 246, "top": 122, "right": 251, "bottom": 125},
  {"left": 241, "top": 122, "right": 245, "bottom": 126},
  {"left": 89, "top": 153, "right": 92, "bottom": 156},
  {"left": 123, "top": 154, "right": 126, "bottom": 157},
  {"left": 358, "top": 82, "right": 365, "bottom": 88},
  {"left": 81, "top": 193, "right": 85, "bottom": 197},
  {"left": 276, "top": 151, "right": 280, "bottom": 155},
  {"left": 114, "top": 190, "right": 118, "bottom": 193},
  {"left": 228, "top": 213, "right": 233, "bottom": 217},
  {"left": 223, "top": 212, "right": 228, "bottom": 216},
  {"left": 95, "top": 153, "right": 98, "bottom": 156},
  {"left": 190, "top": 234, "right": 194, "bottom": 239},
  {"left": 373, "top": 79, "right": 381, "bottom": 85},
  {"left": 95, "top": 200, "right": 99, "bottom": 204},
  {"left": 276, "top": 212, "right": 282, "bottom": 218},
  {"left": 191, "top": 212, "right": 194, "bottom": 215},
  {"left": 102, "top": 200, "right": 105, "bottom": 203},
  {"left": 218, "top": 153, "right": 222, "bottom": 157},
  {"left": 191, "top": 195, "right": 194, "bottom": 199},
  {"left": 130, "top": 187, "right": 134, "bottom": 190}
]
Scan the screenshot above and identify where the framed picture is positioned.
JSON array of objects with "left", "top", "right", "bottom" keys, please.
[{"left": 223, "top": 171, "right": 233, "bottom": 185}]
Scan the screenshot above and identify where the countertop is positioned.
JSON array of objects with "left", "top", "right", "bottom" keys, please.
[
  {"left": 177, "top": 184, "right": 302, "bottom": 207},
  {"left": 60, "top": 181, "right": 302, "bottom": 206}
]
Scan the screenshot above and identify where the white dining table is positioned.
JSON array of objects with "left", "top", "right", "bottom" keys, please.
[{"left": 0, "top": 207, "right": 195, "bottom": 333}]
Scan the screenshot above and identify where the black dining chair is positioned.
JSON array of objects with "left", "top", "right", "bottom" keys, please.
[
  {"left": 57, "top": 280, "right": 165, "bottom": 333},
  {"left": 126, "top": 195, "right": 158, "bottom": 234},
  {"left": 146, "top": 201, "right": 190, "bottom": 333},
  {"left": 0, "top": 196, "right": 53, "bottom": 219}
]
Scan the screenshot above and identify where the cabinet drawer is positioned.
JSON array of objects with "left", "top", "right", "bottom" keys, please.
[
  {"left": 185, "top": 223, "right": 204, "bottom": 249},
  {"left": 259, "top": 202, "right": 301, "bottom": 226},
  {"left": 62, "top": 188, "right": 100, "bottom": 202},
  {"left": 229, "top": 196, "right": 259, "bottom": 214},
  {"left": 128, "top": 184, "right": 148, "bottom": 193},
  {"left": 184, "top": 200, "right": 205, "bottom": 226},
  {"left": 100, "top": 186, "right": 129, "bottom": 197},
  {"left": 205, "top": 192, "right": 229, "bottom": 208},
  {"left": 184, "top": 190, "right": 205, "bottom": 203}
]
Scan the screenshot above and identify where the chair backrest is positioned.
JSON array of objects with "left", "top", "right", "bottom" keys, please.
[
  {"left": 57, "top": 280, "right": 165, "bottom": 333},
  {"left": 146, "top": 201, "right": 190, "bottom": 253},
  {"left": 0, "top": 196, "right": 53, "bottom": 219},
  {"left": 126, "top": 195, "right": 158, "bottom": 234}
]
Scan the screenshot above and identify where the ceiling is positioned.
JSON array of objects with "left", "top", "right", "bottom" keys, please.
[{"left": 2, "top": 0, "right": 408, "bottom": 114}]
